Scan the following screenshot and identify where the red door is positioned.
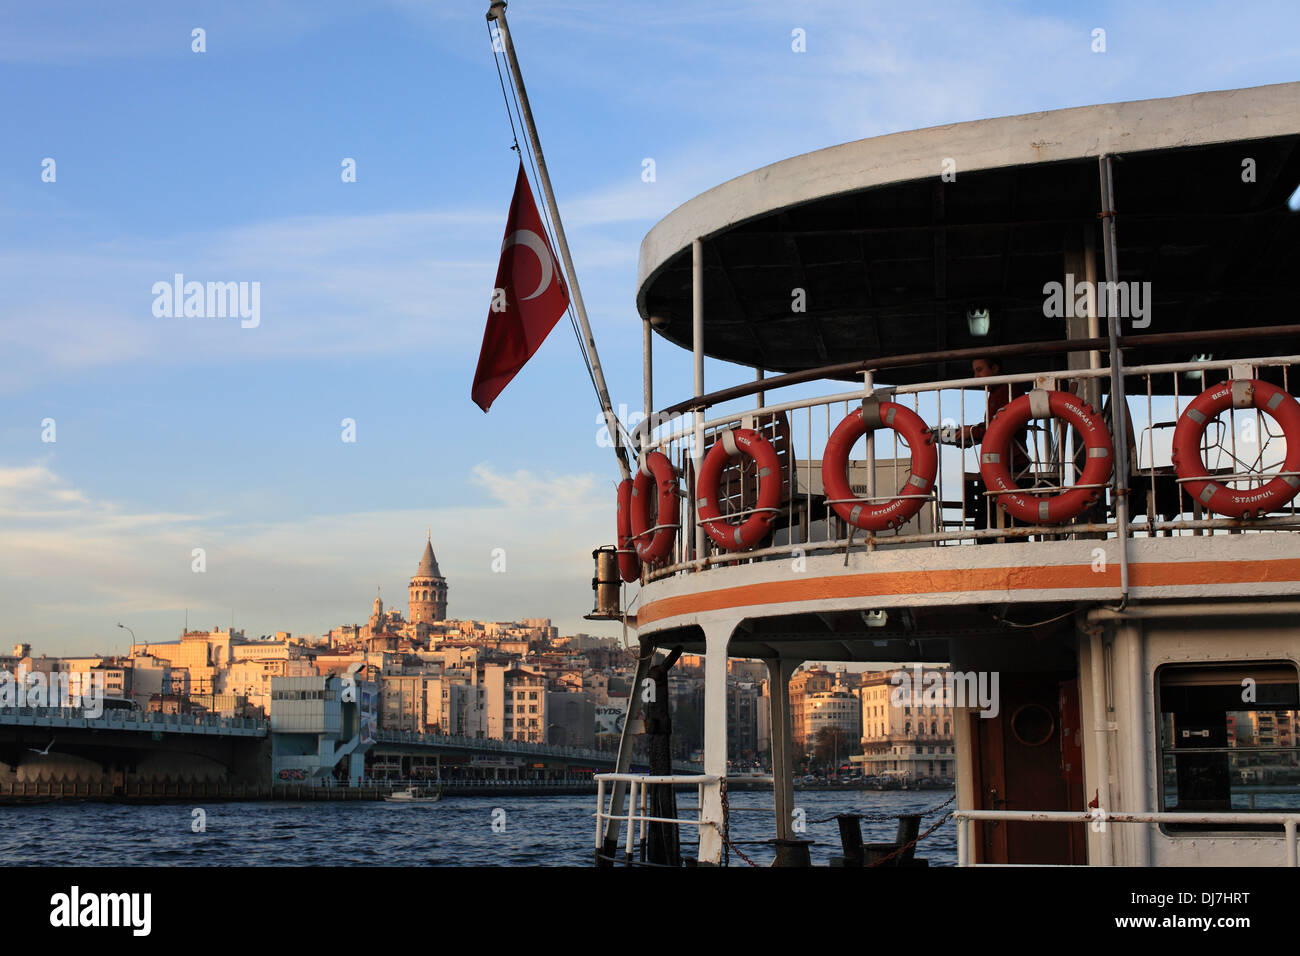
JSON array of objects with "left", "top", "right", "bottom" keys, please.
[{"left": 971, "top": 671, "right": 1086, "bottom": 864}]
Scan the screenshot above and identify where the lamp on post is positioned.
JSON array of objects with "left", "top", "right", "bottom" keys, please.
[{"left": 116, "top": 623, "right": 136, "bottom": 659}]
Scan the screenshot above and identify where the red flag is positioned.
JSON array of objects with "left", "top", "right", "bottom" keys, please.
[{"left": 471, "top": 164, "right": 570, "bottom": 412}]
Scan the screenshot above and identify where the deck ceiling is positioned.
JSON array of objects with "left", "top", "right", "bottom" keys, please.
[{"left": 639, "top": 135, "right": 1300, "bottom": 386}]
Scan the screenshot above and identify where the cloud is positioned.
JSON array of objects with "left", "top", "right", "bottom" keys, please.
[{"left": 0, "top": 461, "right": 619, "bottom": 654}]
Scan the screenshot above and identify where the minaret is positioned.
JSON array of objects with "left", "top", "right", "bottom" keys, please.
[{"left": 409, "top": 531, "right": 448, "bottom": 624}]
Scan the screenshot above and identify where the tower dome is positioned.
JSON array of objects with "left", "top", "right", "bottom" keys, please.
[{"left": 409, "top": 531, "right": 448, "bottom": 624}]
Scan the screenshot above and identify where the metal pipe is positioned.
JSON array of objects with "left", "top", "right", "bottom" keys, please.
[
  {"left": 486, "top": 1, "right": 631, "bottom": 482},
  {"left": 1126, "top": 622, "right": 1151, "bottom": 866},
  {"left": 1088, "top": 601, "right": 1300, "bottom": 621},
  {"left": 1084, "top": 229, "right": 1102, "bottom": 413},
  {"left": 643, "top": 316, "right": 654, "bottom": 443},
  {"left": 651, "top": 323, "right": 1300, "bottom": 421},
  {"left": 693, "top": 238, "right": 707, "bottom": 564},
  {"left": 756, "top": 367, "right": 765, "bottom": 409},
  {"left": 1087, "top": 623, "right": 1113, "bottom": 865},
  {"left": 637, "top": 352, "right": 1300, "bottom": 452},
  {"left": 1099, "top": 154, "right": 1132, "bottom": 607}
]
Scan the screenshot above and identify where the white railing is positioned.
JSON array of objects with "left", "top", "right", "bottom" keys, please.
[
  {"left": 626, "top": 353, "right": 1300, "bottom": 582},
  {"left": 594, "top": 772, "right": 717, "bottom": 864},
  {"left": 954, "top": 808, "right": 1300, "bottom": 867}
]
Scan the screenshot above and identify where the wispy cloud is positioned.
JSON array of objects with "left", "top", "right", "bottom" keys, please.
[{"left": 0, "top": 461, "right": 613, "bottom": 654}]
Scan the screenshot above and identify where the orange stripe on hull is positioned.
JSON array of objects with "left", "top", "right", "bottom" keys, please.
[{"left": 636, "top": 559, "right": 1300, "bottom": 627}]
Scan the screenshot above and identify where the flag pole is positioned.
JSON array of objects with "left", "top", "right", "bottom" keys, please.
[{"left": 487, "top": 0, "right": 631, "bottom": 482}]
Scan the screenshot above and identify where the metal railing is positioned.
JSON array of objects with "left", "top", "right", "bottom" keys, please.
[
  {"left": 954, "top": 808, "right": 1300, "bottom": 866},
  {"left": 0, "top": 706, "right": 266, "bottom": 736},
  {"left": 626, "top": 351, "right": 1300, "bottom": 582},
  {"left": 594, "top": 772, "right": 718, "bottom": 864}
]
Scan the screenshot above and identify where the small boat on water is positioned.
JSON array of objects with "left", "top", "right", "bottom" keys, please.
[{"left": 384, "top": 786, "right": 441, "bottom": 804}]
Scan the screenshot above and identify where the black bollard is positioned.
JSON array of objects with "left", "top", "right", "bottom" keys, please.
[
  {"left": 894, "top": 814, "right": 922, "bottom": 864},
  {"left": 836, "top": 815, "right": 865, "bottom": 867}
]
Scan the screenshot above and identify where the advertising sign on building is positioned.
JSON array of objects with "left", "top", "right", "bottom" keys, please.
[{"left": 595, "top": 703, "right": 626, "bottom": 737}]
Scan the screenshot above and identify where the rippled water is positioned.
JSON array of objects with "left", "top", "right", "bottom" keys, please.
[{"left": 0, "top": 789, "right": 957, "bottom": 866}]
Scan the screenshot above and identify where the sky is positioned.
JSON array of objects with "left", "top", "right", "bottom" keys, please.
[{"left": 1, "top": 0, "right": 1298, "bottom": 655}]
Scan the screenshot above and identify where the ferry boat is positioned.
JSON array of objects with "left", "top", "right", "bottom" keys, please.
[{"left": 588, "top": 81, "right": 1300, "bottom": 867}]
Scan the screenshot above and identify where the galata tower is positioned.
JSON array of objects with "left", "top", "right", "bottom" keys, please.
[{"left": 409, "top": 532, "right": 448, "bottom": 624}]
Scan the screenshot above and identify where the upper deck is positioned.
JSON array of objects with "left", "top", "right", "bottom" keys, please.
[
  {"left": 619, "top": 83, "right": 1300, "bottom": 656},
  {"left": 635, "top": 82, "right": 1300, "bottom": 379}
]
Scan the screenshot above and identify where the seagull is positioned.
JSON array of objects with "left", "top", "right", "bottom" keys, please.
[{"left": 28, "top": 738, "right": 54, "bottom": 756}]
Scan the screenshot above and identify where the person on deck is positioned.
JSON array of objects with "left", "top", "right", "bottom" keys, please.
[{"left": 939, "top": 356, "right": 1033, "bottom": 537}]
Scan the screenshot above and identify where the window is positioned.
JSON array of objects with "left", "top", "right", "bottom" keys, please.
[{"left": 1156, "top": 661, "right": 1300, "bottom": 832}]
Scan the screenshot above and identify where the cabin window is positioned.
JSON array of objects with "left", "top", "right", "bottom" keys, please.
[{"left": 1155, "top": 661, "right": 1300, "bottom": 832}]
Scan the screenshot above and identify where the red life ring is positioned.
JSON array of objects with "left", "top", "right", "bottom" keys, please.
[
  {"left": 630, "top": 451, "right": 680, "bottom": 563},
  {"left": 979, "top": 388, "right": 1113, "bottom": 524},
  {"left": 615, "top": 479, "right": 641, "bottom": 582},
  {"left": 697, "top": 428, "right": 782, "bottom": 551},
  {"left": 1171, "top": 379, "right": 1300, "bottom": 518},
  {"left": 823, "top": 401, "right": 938, "bottom": 531}
]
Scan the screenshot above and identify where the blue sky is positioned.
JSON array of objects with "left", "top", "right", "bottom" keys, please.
[{"left": 2, "top": 0, "right": 1297, "bottom": 654}]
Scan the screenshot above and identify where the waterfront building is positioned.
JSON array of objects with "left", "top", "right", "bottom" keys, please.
[
  {"left": 856, "top": 669, "right": 955, "bottom": 782},
  {"left": 789, "top": 667, "right": 835, "bottom": 748},
  {"left": 270, "top": 672, "right": 376, "bottom": 786}
]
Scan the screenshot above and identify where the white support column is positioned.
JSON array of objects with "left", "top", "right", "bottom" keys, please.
[
  {"left": 698, "top": 617, "right": 739, "bottom": 864},
  {"left": 766, "top": 657, "right": 802, "bottom": 840}
]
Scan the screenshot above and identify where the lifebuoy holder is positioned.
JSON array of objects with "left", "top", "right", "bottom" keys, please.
[
  {"left": 979, "top": 388, "right": 1114, "bottom": 525},
  {"left": 1171, "top": 378, "right": 1300, "bottom": 519},
  {"left": 697, "top": 427, "right": 782, "bottom": 551},
  {"left": 823, "top": 395, "right": 938, "bottom": 531},
  {"left": 629, "top": 451, "right": 680, "bottom": 563}
]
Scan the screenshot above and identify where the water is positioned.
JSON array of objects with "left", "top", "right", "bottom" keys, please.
[{"left": 0, "top": 789, "right": 957, "bottom": 866}]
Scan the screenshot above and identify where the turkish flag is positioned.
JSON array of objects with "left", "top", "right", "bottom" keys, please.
[{"left": 471, "top": 164, "right": 571, "bottom": 412}]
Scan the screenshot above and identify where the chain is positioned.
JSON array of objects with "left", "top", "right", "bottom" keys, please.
[
  {"left": 867, "top": 811, "right": 952, "bottom": 867},
  {"left": 804, "top": 793, "right": 955, "bottom": 826},
  {"left": 718, "top": 781, "right": 761, "bottom": 867}
]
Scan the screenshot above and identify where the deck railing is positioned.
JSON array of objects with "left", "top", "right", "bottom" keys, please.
[
  {"left": 593, "top": 772, "right": 717, "bottom": 865},
  {"left": 626, "top": 351, "right": 1300, "bottom": 582},
  {"left": 953, "top": 808, "right": 1300, "bottom": 866}
]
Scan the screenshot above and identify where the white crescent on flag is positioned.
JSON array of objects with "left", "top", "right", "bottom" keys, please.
[{"left": 501, "top": 229, "right": 555, "bottom": 301}]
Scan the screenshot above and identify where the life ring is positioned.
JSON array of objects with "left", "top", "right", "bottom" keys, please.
[
  {"left": 823, "top": 401, "right": 938, "bottom": 531},
  {"left": 697, "top": 428, "right": 782, "bottom": 551},
  {"left": 979, "top": 388, "right": 1113, "bottom": 524},
  {"left": 1172, "top": 379, "right": 1300, "bottom": 519},
  {"left": 630, "top": 451, "right": 680, "bottom": 563},
  {"left": 615, "top": 479, "right": 641, "bottom": 582}
]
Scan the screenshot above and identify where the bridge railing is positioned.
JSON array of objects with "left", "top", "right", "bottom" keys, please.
[
  {"left": 0, "top": 706, "right": 267, "bottom": 735},
  {"left": 369, "top": 728, "right": 696, "bottom": 770}
]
